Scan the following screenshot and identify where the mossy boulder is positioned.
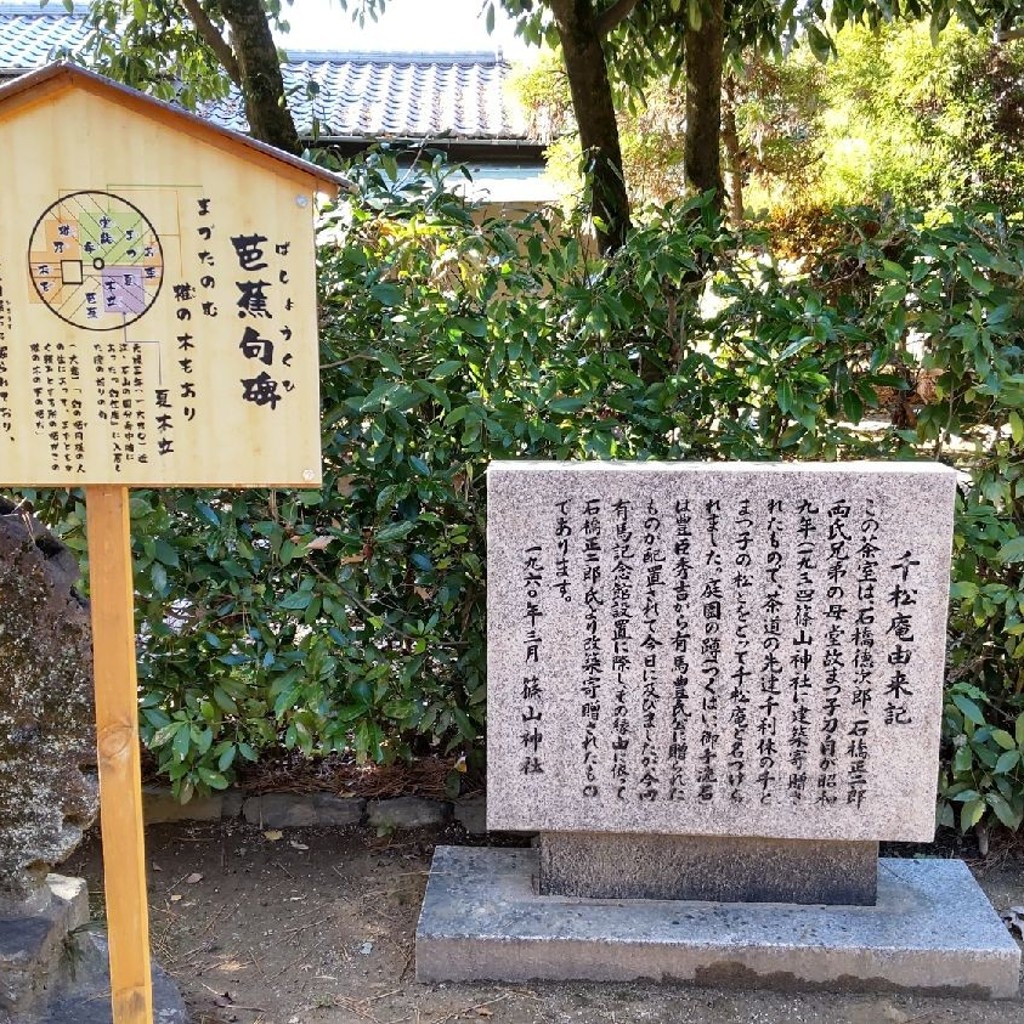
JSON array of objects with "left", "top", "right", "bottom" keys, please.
[{"left": 0, "top": 497, "right": 96, "bottom": 904}]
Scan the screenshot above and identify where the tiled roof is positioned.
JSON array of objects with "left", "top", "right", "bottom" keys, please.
[
  {"left": 0, "top": 5, "right": 529, "bottom": 142},
  {"left": 0, "top": 4, "right": 93, "bottom": 70},
  {"left": 216, "top": 51, "right": 527, "bottom": 141}
]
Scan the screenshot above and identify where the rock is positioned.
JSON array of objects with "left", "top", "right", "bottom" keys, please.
[
  {"left": 368, "top": 797, "right": 450, "bottom": 830},
  {"left": 0, "top": 873, "right": 187, "bottom": 1024},
  {"left": 221, "top": 789, "right": 246, "bottom": 819},
  {"left": 311, "top": 793, "right": 365, "bottom": 826},
  {"left": 24, "top": 931, "right": 187, "bottom": 1024},
  {"left": 243, "top": 794, "right": 318, "bottom": 828},
  {"left": 242, "top": 792, "right": 366, "bottom": 828},
  {"left": 453, "top": 796, "right": 487, "bottom": 835},
  {"left": 0, "top": 875, "right": 88, "bottom": 1014},
  {"left": 143, "top": 787, "right": 222, "bottom": 824},
  {"left": 0, "top": 497, "right": 97, "bottom": 904}
]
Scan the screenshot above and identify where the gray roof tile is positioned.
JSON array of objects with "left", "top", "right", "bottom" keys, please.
[{"left": 0, "top": 5, "right": 529, "bottom": 141}]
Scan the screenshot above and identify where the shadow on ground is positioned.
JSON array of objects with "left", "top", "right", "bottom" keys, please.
[{"left": 66, "top": 821, "right": 1024, "bottom": 1024}]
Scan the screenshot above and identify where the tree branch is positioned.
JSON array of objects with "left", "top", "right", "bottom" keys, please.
[
  {"left": 180, "top": 0, "right": 242, "bottom": 87},
  {"left": 596, "top": 0, "right": 643, "bottom": 36}
]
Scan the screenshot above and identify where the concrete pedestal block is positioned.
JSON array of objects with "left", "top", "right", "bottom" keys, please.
[
  {"left": 539, "top": 833, "right": 878, "bottom": 904},
  {"left": 416, "top": 846, "right": 1020, "bottom": 998}
]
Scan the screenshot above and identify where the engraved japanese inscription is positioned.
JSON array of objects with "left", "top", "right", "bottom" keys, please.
[{"left": 487, "top": 462, "right": 957, "bottom": 842}]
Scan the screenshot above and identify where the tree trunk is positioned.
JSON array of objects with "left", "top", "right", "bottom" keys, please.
[
  {"left": 549, "top": 0, "right": 630, "bottom": 253},
  {"left": 721, "top": 75, "right": 744, "bottom": 225},
  {"left": 218, "top": 0, "right": 300, "bottom": 154},
  {"left": 683, "top": 0, "right": 725, "bottom": 205}
]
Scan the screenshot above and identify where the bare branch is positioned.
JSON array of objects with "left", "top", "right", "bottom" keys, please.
[
  {"left": 180, "top": 0, "right": 242, "bottom": 86},
  {"left": 596, "top": 0, "right": 643, "bottom": 36},
  {"left": 995, "top": 25, "right": 1024, "bottom": 42}
]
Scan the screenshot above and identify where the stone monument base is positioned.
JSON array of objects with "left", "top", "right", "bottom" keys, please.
[
  {"left": 538, "top": 833, "right": 878, "bottom": 904},
  {"left": 416, "top": 846, "right": 1020, "bottom": 998},
  {"left": 0, "top": 875, "right": 187, "bottom": 1024}
]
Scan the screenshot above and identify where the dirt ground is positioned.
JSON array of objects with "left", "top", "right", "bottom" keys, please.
[{"left": 66, "top": 820, "right": 1024, "bottom": 1024}]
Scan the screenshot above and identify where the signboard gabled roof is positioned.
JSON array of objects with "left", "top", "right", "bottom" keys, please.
[{"left": 0, "top": 61, "right": 352, "bottom": 194}]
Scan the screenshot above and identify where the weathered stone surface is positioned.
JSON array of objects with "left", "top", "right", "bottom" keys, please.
[
  {"left": 311, "top": 793, "right": 365, "bottom": 826},
  {"left": 486, "top": 462, "right": 957, "bottom": 842},
  {"left": 16, "top": 932, "right": 188, "bottom": 1024},
  {"left": 143, "top": 787, "right": 222, "bottom": 824},
  {"left": 0, "top": 875, "right": 89, "bottom": 1014},
  {"left": 221, "top": 789, "right": 246, "bottom": 819},
  {"left": 241, "top": 792, "right": 366, "bottom": 827},
  {"left": 454, "top": 796, "right": 488, "bottom": 836},
  {"left": 242, "top": 793, "right": 318, "bottom": 828},
  {"left": 538, "top": 833, "right": 878, "bottom": 904},
  {"left": 415, "top": 846, "right": 1021, "bottom": 997},
  {"left": 0, "top": 498, "right": 97, "bottom": 903},
  {"left": 368, "top": 797, "right": 450, "bottom": 829},
  {"left": 0, "top": 873, "right": 186, "bottom": 1024}
]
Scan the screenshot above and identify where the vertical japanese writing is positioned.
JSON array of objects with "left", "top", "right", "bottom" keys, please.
[
  {"left": 727, "top": 498, "right": 754, "bottom": 802},
  {"left": 668, "top": 498, "right": 694, "bottom": 800},
  {"left": 757, "top": 499, "right": 784, "bottom": 803},
  {"left": 234, "top": 233, "right": 297, "bottom": 412},
  {"left": 0, "top": 272, "right": 12, "bottom": 441},
  {"left": 111, "top": 342, "right": 130, "bottom": 472},
  {"left": 92, "top": 341, "right": 107, "bottom": 429},
  {"left": 5, "top": 184, "right": 319, "bottom": 486},
  {"left": 30, "top": 343, "right": 63, "bottom": 471},
  {"left": 52, "top": 343, "right": 70, "bottom": 473},
  {"left": 610, "top": 499, "right": 635, "bottom": 800},
  {"left": 157, "top": 194, "right": 214, "bottom": 456},
  {"left": 698, "top": 498, "right": 724, "bottom": 803},
  {"left": 88, "top": 341, "right": 145, "bottom": 474},
  {"left": 69, "top": 347, "right": 85, "bottom": 473},
  {"left": 885, "top": 548, "right": 920, "bottom": 725},
  {"left": 638, "top": 498, "right": 665, "bottom": 802},
  {"left": 553, "top": 499, "right": 573, "bottom": 602},
  {"left": 520, "top": 544, "right": 545, "bottom": 776},
  {"left": 819, "top": 499, "right": 852, "bottom": 806},
  {"left": 849, "top": 498, "right": 880, "bottom": 807},
  {"left": 493, "top": 470, "right": 952, "bottom": 830},
  {"left": 176, "top": 315, "right": 197, "bottom": 450},
  {"left": 580, "top": 498, "right": 603, "bottom": 797},
  {"left": 130, "top": 345, "right": 148, "bottom": 466},
  {"left": 789, "top": 499, "right": 819, "bottom": 803},
  {"left": 30, "top": 343, "right": 46, "bottom": 438},
  {"left": 51, "top": 343, "right": 80, "bottom": 475}
]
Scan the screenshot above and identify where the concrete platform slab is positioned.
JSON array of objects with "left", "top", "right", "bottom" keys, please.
[{"left": 415, "top": 846, "right": 1020, "bottom": 998}]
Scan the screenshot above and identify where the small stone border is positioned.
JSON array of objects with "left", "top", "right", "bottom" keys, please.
[{"left": 143, "top": 786, "right": 487, "bottom": 834}]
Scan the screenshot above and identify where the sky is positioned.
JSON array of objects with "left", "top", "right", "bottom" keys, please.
[
  {"left": 5, "top": 0, "right": 531, "bottom": 57},
  {"left": 273, "top": 0, "right": 528, "bottom": 55}
]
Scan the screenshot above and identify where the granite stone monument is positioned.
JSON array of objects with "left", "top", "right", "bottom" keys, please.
[{"left": 416, "top": 461, "right": 1021, "bottom": 997}]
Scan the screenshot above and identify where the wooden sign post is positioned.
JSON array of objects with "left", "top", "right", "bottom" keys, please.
[
  {"left": 0, "top": 64, "right": 345, "bottom": 1023},
  {"left": 87, "top": 485, "right": 153, "bottom": 1020}
]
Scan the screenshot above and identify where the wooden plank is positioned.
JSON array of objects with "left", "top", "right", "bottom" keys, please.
[{"left": 85, "top": 485, "right": 154, "bottom": 1024}]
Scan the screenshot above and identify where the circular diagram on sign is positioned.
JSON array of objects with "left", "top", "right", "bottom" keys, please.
[{"left": 27, "top": 190, "right": 164, "bottom": 331}]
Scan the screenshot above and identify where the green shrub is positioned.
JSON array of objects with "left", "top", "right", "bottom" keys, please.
[{"left": 11, "top": 160, "right": 1024, "bottom": 833}]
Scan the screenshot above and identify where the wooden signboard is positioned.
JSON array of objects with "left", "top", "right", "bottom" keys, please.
[
  {"left": 0, "top": 64, "right": 333, "bottom": 487},
  {"left": 0, "top": 64, "right": 345, "bottom": 1024}
]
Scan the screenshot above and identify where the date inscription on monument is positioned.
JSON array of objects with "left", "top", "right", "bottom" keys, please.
[{"left": 487, "top": 462, "right": 956, "bottom": 842}]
